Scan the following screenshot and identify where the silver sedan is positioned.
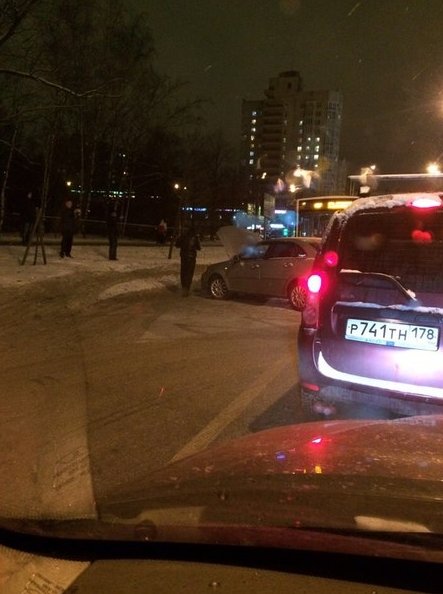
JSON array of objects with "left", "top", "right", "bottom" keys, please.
[{"left": 201, "top": 236, "right": 320, "bottom": 310}]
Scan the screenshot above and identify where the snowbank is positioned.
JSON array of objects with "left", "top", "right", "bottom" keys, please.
[{"left": 0, "top": 244, "right": 226, "bottom": 289}]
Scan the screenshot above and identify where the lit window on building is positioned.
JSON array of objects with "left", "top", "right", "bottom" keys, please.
[
  {"left": 252, "top": 111, "right": 257, "bottom": 116},
  {"left": 249, "top": 151, "right": 254, "bottom": 157},
  {"left": 315, "top": 145, "right": 320, "bottom": 152},
  {"left": 249, "top": 159, "right": 254, "bottom": 165},
  {"left": 314, "top": 154, "right": 319, "bottom": 160},
  {"left": 299, "top": 120, "right": 303, "bottom": 125},
  {"left": 297, "top": 146, "right": 302, "bottom": 151},
  {"left": 316, "top": 137, "right": 320, "bottom": 141},
  {"left": 251, "top": 127, "right": 256, "bottom": 132},
  {"left": 250, "top": 135, "right": 255, "bottom": 141},
  {"left": 252, "top": 119, "right": 256, "bottom": 124}
]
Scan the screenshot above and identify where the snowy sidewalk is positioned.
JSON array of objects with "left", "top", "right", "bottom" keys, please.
[{"left": 0, "top": 243, "right": 226, "bottom": 289}]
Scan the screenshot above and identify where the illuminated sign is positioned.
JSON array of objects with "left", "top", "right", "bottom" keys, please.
[{"left": 327, "top": 200, "right": 353, "bottom": 210}]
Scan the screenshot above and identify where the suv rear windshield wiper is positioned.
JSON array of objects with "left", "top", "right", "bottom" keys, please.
[{"left": 339, "top": 271, "right": 418, "bottom": 304}]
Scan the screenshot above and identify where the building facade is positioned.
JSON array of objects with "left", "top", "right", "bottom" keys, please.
[{"left": 240, "top": 71, "right": 343, "bottom": 208}]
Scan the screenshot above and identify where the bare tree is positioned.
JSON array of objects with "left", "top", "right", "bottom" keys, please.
[{"left": 0, "top": 0, "right": 206, "bottom": 234}]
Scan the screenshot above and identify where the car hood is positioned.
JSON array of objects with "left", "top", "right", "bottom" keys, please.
[
  {"left": 217, "top": 225, "right": 261, "bottom": 259},
  {"left": 4, "top": 416, "right": 443, "bottom": 563},
  {"left": 156, "top": 414, "right": 443, "bottom": 482}
]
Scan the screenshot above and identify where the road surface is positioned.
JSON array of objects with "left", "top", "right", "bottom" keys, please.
[{"left": 0, "top": 245, "right": 302, "bottom": 517}]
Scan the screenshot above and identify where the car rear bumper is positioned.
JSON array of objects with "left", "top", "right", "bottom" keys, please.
[
  {"left": 302, "top": 383, "right": 443, "bottom": 417},
  {"left": 298, "top": 329, "right": 443, "bottom": 416}
]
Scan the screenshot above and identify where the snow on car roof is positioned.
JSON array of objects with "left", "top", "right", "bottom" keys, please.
[
  {"left": 336, "top": 193, "right": 443, "bottom": 222},
  {"left": 336, "top": 300, "right": 443, "bottom": 316}
]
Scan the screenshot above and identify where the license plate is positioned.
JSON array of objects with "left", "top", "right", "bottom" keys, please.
[{"left": 345, "top": 318, "right": 440, "bottom": 351}]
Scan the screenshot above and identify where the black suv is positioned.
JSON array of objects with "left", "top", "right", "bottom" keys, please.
[{"left": 298, "top": 193, "right": 443, "bottom": 418}]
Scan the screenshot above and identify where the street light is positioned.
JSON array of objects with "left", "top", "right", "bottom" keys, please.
[{"left": 168, "top": 181, "right": 187, "bottom": 259}]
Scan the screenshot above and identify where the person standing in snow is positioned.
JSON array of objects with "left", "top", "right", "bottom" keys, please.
[
  {"left": 59, "top": 199, "right": 78, "bottom": 258},
  {"left": 175, "top": 223, "right": 201, "bottom": 296},
  {"left": 156, "top": 218, "right": 167, "bottom": 244}
]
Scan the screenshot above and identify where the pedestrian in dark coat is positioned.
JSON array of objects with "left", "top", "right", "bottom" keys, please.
[
  {"left": 59, "top": 199, "right": 77, "bottom": 258},
  {"left": 106, "top": 201, "right": 119, "bottom": 260},
  {"left": 175, "top": 224, "right": 201, "bottom": 296}
]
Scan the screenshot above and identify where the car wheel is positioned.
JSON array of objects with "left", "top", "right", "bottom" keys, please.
[
  {"left": 208, "top": 274, "right": 229, "bottom": 300},
  {"left": 288, "top": 282, "right": 307, "bottom": 311}
]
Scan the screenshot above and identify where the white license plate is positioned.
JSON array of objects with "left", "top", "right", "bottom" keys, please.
[{"left": 345, "top": 318, "right": 440, "bottom": 351}]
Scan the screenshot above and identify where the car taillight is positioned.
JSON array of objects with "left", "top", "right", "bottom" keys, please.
[
  {"left": 307, "top": 273, "right": 322, "bottom": 293},
  {"left": 303, "top": 270, "right": 330, "bottom": 328},
  {"left": 302, "top": 275, "right": 321, "bottom": 328}
]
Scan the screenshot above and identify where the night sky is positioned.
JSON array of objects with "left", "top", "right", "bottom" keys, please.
[{"left": 134, "top": 0, "right": 443, "bottom": 175}]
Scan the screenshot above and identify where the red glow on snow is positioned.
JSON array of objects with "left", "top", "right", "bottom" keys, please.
[{"left": 411, "top": 229, "right": 432, "bottom": 243}]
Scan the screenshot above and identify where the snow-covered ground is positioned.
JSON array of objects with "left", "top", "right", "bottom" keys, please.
[{"left": 0, "top": 244, "right": 227, "bottom": 296}]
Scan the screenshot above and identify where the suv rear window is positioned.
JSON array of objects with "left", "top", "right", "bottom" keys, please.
[{"left": 339, "top": 208, "right": 443, "bottom": 295}]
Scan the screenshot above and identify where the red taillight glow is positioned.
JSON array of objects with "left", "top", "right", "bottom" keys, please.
[
  {"left": 410, "top": 196, "right": 442, "bottom": 209},
  {"left": 307, "top": 273, "right": 322, "bottom": 294},
  {"left": 324, "top": 250, "right": 339, "bottom": 267},
  {"left": 411, "top": 229, "right": 432, "bottom": 243}
]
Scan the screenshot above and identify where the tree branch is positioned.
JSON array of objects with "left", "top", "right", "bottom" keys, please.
[
  {"left": 0, "top": 0, "right": 40, "bottom": 49},
  {"left": 0, "top": 67, "right": 124, "bottom": 97},
  {"left": 0, "top": 137, "right": 38, "bottom": 164}
]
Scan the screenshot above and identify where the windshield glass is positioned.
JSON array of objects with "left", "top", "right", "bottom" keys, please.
[{"left": 1, "top": 0, "right": 443, "bottom": 586}]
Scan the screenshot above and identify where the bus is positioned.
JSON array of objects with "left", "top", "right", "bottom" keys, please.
[
  {"left": 295, "top": 173, "right": 443, "bottom": 237},
  {"left": 295, "top": 196, "right": 355, "bottom": 237}
]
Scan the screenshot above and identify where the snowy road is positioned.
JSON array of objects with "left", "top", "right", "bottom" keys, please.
[{"left": 0, "top": 244, "right": 301, "bottom": 516}]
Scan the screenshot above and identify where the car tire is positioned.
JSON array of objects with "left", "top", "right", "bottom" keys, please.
[
  {"left": 288, "top": 282, "right": 307, "bottom": 311},
  {"left": 208, "top": 274, "right": 229, "bottom": 300}
]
